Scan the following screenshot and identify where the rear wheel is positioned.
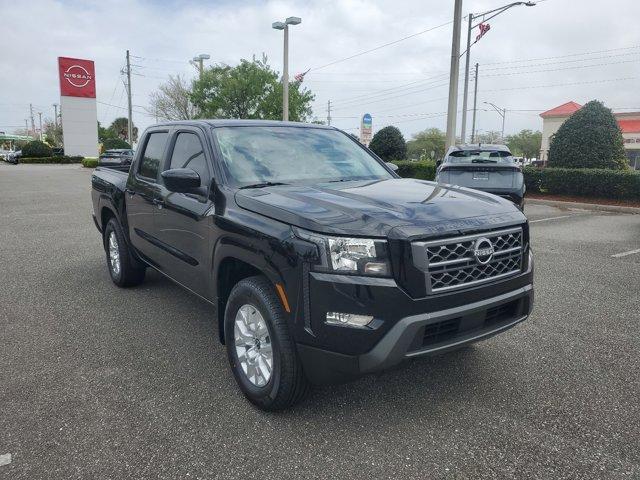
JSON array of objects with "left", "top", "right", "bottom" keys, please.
[
  {"left": 224, "top": 276, "right": 309, "bottom": 411},
  {"left": 103, "top": 218, "right": 146, "bottom": 287}
]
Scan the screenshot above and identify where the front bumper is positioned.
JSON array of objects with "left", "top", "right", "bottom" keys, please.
[{"left": 296, "top": 256, "right": 534, "bottom": 384}]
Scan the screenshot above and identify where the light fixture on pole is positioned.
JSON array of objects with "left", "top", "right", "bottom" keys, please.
[
  {"left": 484, "top": 101, "right": 507, "bottom": 141},
  {"left": 192, "top": 54, "right": 211, "bottom": 78},
  {"left": 272, "top": 16, "right": 301, "bottom": 122},
  {"left": 460, "top": 1, "right": 536, "bottom": 143}
]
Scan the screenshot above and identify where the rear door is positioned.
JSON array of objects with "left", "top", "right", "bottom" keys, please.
[
  {"left": 125, "top": 129, "right": 170, "bottom": 267},
  {"left": 153, "top": 127, "right": 214, "bottom": 297}
]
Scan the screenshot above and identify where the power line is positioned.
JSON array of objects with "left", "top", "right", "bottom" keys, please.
[
  {"left": 481, "top": 44, "right": 640, "bottom": 66},
  {"left": 309, "top": 19, "right": 453, "bottom": 72},
  {"left": 481, "top": 59, "right": 640, "bottom": 78}
]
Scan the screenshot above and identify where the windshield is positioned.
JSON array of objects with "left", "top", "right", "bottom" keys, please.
[
  {"left": 446, "top": 149, "right": 514, "bottom": 164},
  {"left": 213, "top": 126, "right": 393, "bottom": 185}
]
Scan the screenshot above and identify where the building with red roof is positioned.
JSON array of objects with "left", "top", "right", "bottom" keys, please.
[{"left": 539, "top": 102, "right": 640, "bottom": 169}]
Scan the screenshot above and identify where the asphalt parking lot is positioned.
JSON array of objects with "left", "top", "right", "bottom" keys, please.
[{"left": 1, "top": 163, "right": 639, "bottom": 479}]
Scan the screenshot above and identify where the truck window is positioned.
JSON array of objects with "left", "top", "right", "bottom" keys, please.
[
  {"left": 139, "top": 132, "right": 168, "bottom": 180},
  {"left": 168, "top": 132, "right": 208, "bottom": 184}
]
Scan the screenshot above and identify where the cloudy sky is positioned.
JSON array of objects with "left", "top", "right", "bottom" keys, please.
[{"left": 2, "top": 0, "right": 639, "bottom": 142}]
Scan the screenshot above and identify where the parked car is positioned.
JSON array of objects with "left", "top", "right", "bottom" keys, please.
[
  {"left": 436, "top": 144, "right": 526, "bottom": 209},
  {"left": 6, "top": 150, "right": 21, "bottom": 164},
  {"left": 91, "top": 120, "right": 534, "bottom": 410},
  {"left": 98, "top": 149, "right": 135, "bottom": 168}
]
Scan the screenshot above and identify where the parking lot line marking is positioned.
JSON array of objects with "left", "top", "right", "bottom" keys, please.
[
  {"left": 0, "top": 453, "right": 11, "bottom": 467},
  {"left": 611, "top": 248, "right": 640, "bottom": 258},
  {"left": 529, "top": 214, "right": 576, "bottom": 223}
]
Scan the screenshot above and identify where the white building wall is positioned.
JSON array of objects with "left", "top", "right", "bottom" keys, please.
[
  {"left": 539, "top": 116, "right": 567, "bottom": 161},
  {"left": 60, "top": 96, "right": 98, "bottom": 157}
]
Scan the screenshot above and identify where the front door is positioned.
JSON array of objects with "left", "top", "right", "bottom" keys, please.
[
  {"left": 125, "top": 130, "right": 170, "bottom": 268},
  {"left": 154, "top": 128, "right": 214, "bottom": 297}
]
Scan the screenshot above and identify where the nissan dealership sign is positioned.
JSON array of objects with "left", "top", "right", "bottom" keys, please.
[{"left": 58, "top": 57, "right": 98, "bottom": 157}]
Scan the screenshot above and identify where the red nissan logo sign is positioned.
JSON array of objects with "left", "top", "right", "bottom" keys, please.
[
  {"left": 63, "top": 65, "right": 93, "bottom": 88},
  {"left": 58, "top": 57, "right": 96, "bottom": 98}
]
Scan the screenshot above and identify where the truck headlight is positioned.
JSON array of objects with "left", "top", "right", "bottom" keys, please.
[{"left": 294, "top": 228, "right": 391, "bottom": 277}]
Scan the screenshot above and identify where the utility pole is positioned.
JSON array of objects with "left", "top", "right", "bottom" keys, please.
[
  {"left": 126, "top": 49, "right": 133, "bottom": 145},
  {"left": 30, "top": 104, "right": 36, "bottom": 135},
  {"left": 24, "top": 119, "right": 29, "bottom": 136},
  {"left": 52, "top": 103, "right": 59, "bottom": 128},
  {"left": 460, "top": 13, "right": 473, "bottom": 143},
  {"left": 445, "top": 0, "right": 463, "bottom": 150},
  {"left": 327, "top": 100, "right": 332, "bottom": 126},
  {"left": 471, "top": 63, "right": 479, "bottom": 143},
  {"left": 38, "top": 112, "right": 43, "bottom": 141}
]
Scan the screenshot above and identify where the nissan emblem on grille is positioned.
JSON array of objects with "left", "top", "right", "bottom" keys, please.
[
  {"left": 473, "top": 237, "right": 494, "bottom": 265},
  {"left": 411, "top": 227, "right": 524, "bottom": 293}
]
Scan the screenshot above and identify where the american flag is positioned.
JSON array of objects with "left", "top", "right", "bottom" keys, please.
[
  {"left": 476, "top": 22, "right": 491, "bottom": 42},
  {"left": 294, "top": 69, "right": 310, "bottom": 83}
]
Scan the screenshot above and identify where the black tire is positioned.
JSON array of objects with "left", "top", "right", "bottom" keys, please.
[
  {"left": 103, "top": 218, "right": 146, "bottom": 287},
  {"left": 224, "top": 276, "right": 309, "bottom": 411}
]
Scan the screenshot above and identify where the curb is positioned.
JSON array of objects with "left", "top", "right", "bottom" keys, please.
[{"left": 527, "top": 197, "right": 640, "bottom": 214}]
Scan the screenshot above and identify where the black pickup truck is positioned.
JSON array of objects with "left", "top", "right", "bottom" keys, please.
[{"left": 91, "top": 120, "right": 534, "bottom": 410}]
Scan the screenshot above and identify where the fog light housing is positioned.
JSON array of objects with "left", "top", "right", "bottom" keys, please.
[{"left": 325, "top": 312, "right": 374, "bottom": 328}]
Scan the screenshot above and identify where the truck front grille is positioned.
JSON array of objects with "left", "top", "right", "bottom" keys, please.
[{"left": 412, "top": 227, "right": 524, "bottom": 293}]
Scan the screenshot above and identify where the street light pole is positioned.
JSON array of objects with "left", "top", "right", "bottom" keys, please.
[
  {"left": 192, "top": 54, "right": 210, "bottom": 79},
  {"left": 445, "top": 0, "right": 463, "bottom": 150},
  {"left": 273, "top": 16, "right": 301, "bottom": 122},
  {"left": 484, "top": 101, "right": 507, "bottom": 141},
  {"left": 460, "top": 2, "right": 536, "bottom": 143}
]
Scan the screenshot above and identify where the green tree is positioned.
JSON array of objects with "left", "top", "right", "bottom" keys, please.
[
  {"left": 369, "top": 126, "right": 407, "bottom": 161},
  {"left": 505, "top": 130, "right": 542, "bottom": 159},
  {"left": 43, "top": 120, "right": 63, "bottom": 147},
  {"left": 548, "top": 100, "right": 627, "bottom": 169},
  {"left": 406, "top": 128, "right": 445, "bottom": 160},
  {"left": 109, "top": 117, "right": 138, "bottom": 143},
  {"left": 22, "top": 140, "right": 53, "bottom": 157},
  {"left": 103, "top": 138, "right": 132, "bottom": 150},
  {"left": 190, "top": 57, "right": 314, "bottom": 121},
  {"left": 475, "top": 131, "right": 503, "bottom": 144},
  {"left": 98, "top": 121, "right": 117, "bottom": 143}
]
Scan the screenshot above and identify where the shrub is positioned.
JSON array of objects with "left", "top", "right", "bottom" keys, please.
[
  {"left": 82, "top": 158, "right": 99, "bottom": 168},
  {"left": 22, "top": 140, "right": 53, "bottom": 158},
  {"left": 369, "top": 126, "right": 407, "bottom": 161},
  {"left": 391, "top": 160, "right": 436, "bottom": 181},
  {"left": 548, "top": 100, "right": 627, "bottom": 170},
  {"left": 523, "top": 167, "right": 640, "bottom": 199},
  {"left": 19, "top": 156, "right": 83, "bottom": 164},
  {"left": 102, "top": 138, "right": 132, "bottom": 150}
]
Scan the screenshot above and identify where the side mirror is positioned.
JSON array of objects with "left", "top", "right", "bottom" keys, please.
[
  {"left": 386, "top": 162, "right": 399, "bottom": 172},
  {"left": 436, "top": 159, "right": 443, "bottom": 168},
  {"left": 161, "top": 168, "right": 201, "bottom": 193}
]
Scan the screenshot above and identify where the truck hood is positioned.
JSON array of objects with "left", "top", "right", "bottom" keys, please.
[{"left": 235, "top": 178, "right": 526, "bottom": 239}]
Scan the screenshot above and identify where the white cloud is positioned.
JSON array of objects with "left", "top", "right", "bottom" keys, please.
[{"left": 1, "top": 0, "right": 639, "bottom": 140}]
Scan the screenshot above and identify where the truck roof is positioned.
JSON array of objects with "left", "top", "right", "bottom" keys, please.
[{"left": 152, "top": 119, "right": 334, "bottom": 129}]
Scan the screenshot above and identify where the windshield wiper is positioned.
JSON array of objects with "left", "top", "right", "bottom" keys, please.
[
  {"left": 471, "top": 159, "right": 498, "bottom": 163},
  {"left": 238, "top": 181, "right": 289, "bottom": 189}
]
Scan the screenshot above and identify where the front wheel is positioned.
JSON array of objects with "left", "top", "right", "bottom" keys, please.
[{"left": 224, "top": 276, "right": 309, "bottom": 411}]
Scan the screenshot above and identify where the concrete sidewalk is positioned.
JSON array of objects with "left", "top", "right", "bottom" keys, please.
[{"left": 527, "top": 197, "right": 640, "bottom": 214}]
